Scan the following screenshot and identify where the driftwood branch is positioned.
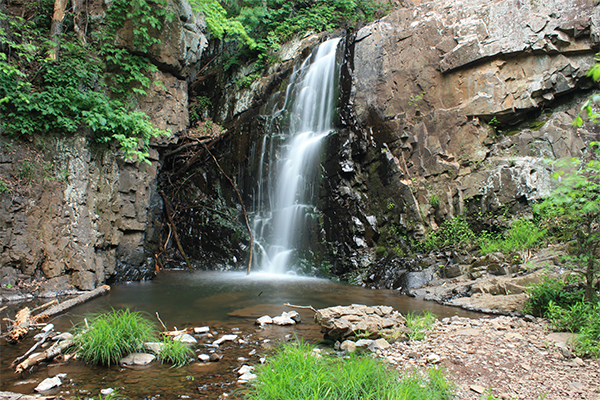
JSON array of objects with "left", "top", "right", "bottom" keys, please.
[
  {"left": 284, "top": 303, "right": 317, "bottom": 313},
  {"left": 10, "top": 326, "right": 54, "bottom": 368},
  {"left": 5, "top": 307, "right": 32, "bottom": 343},
  {"left": 159, "top": 190, "right": 193, "bottom": 271},
  {"left": 15, "top": 339, "right": 72, "bottom": 374},
  {"left": 36, "top": 285, "right": 111, "bottom": 321},
  {"left": 203, "top": 144, "right": 254, "bottom": 275}
]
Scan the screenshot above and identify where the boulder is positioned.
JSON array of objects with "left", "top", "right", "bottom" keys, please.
[{"left": 314, "top": 304, "right": 407, "bottom": 340}]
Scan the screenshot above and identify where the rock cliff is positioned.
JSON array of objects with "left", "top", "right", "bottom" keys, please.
[
  {"left": 0, "top": 0, "right": 207, "bottom": 296},
  {"left": 323, "top": 0, "right": 600, "bottom": 276}
]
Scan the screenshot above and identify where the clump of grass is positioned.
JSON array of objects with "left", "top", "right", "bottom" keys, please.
[
  {"left": 547, "top": 300, "right": 600, "bottom": 357},
  {"left": 405, "top": 311, "right": 437, "bottom": 341},
  {"left": 71, "top": 308, "right": 155, "bottom": 366},
  {"left": 243, "top": 341, "right": 454, "bottom": 400},
  {"left": 478, "top": 217, "right": 546, "bottom": 255},
  {"left": 157, "top": 336, "right": 194, "bottom": 368},
  {"left": 523, "top": 275, "right": 584, "bottom": 317}
]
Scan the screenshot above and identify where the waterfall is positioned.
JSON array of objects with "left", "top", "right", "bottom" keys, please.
[{"left": 253, "top": 38, "right": 341, "bottom": 274}]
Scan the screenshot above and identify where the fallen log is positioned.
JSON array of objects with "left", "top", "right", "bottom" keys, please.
[
  {"left": 10, "top": 326, "right": 54, "bottom": 368},
  {"left": 15, "top": 339, "right": 72, "bottom": 374},
  {"left": 5, "top": 307, "right": 31, "bottom": 344},
  {"left": 35, "top": 285, "right": 110, "bottom": 321}
]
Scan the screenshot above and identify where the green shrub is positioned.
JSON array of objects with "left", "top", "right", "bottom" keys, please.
[
  {"left": 404, "top": 311, "right": 437, "bottom": 341},
  {"left": 547, "top": 300, "right": 600, "bottom": 357},
  {"left": 156, "top": 336, "right": 194, "bottom": 368},
  {"left": 478, "top": 218, "right": 546, "bottom": 255},
  {"left": 416, "top": 216, "right": 475, "bottom": 252},
  {"left": 243, "top": 341, "right": 454, "bottom": 400},
  {"left": 523, "top": 275, "right": 584, "bottom": 317},
  {"left": 72, "top": 309, "right": 155, "bottom": 366}
]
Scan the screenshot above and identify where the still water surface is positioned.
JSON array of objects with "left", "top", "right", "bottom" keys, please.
[{"left": 1, "top": 271, "right": 481, "bottom": 399}]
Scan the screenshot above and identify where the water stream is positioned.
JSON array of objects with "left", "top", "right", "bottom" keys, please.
[
  {"left": 252, "top": 38, "right": 341, "bottom": 274},
  {"left": 0, "top": 272, "right": 481, "bottom": 399}
]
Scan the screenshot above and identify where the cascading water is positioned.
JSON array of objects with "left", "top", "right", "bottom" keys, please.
[{"left": 252, "top": 38, "right": 341, "bottom": 274}]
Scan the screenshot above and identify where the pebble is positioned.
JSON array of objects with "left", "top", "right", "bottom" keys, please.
[{"left": 35, "top": 376, "right": 62, "bottom": 392}]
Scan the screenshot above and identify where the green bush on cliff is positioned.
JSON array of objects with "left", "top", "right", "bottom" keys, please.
[{"left": 0, "top": 6, "right": 169, "bottom": 164}]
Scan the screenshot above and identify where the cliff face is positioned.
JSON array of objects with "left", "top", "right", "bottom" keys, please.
[
  {"left": 0, "top": 0, "right": 206, "bottom": 297},
  {"left": 2, "top": 0, "right": 599, "bottom": 295},
  {"left": 321, "top": 0, "right": 600, "bottom": 276}
]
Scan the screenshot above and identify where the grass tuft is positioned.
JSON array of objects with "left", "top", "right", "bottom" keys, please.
[
  {"left": 405, "top": 311, "right": 437, "bottom": 341},
  {"left": 243, "top": 340, "right": 454, "bottom": 400},
  {"left": 71, "top": 308, "right": 155, "bottom": 366},
  {"left": 157, "top": 336, "right": 194, "bottom": 368}
]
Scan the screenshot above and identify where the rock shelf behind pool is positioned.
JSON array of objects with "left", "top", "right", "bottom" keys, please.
[{"left": 314, "top": 304, "right": 408, "bottom": 340}]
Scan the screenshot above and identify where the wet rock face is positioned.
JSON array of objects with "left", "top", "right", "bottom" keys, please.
[
  {"left": 350, "top": 0, "right": 598, "bottom": 211},
  {"left": 320, "top": 0, "right": 600, "bottom": 279},
  {"left": 0, "top": 135, "right": 162, "bottom": 290}
]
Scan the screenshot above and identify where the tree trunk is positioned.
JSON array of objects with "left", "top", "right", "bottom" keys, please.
[
  {"left": 73, "top": 0, "right": 87, "bottom": 43},
  {"left": 48, "top": 0, "right": 68, "bottom": 60}
]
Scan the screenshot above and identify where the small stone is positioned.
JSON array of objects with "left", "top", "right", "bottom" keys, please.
[
  {"left": 573, "top": 357, "right": 585, "bottom": 366},
  {"left": 238, "top": 373, "right": 257, "bottom": 381},
  {"left": 470, "top": 385, "right": 486, "bottom": 394},
  {"left": 523, "top": 314, "right": 536, "bottom": 323},
  {"left": 426, "top": 353, "right": 442, "bottom": 364},
  {"left": 355, "top": 339, "right": 373, "bottom": 347},
  {"left": 174, "top": 333, "right": 197, "bottom": 343},
  {"left": 256, "top": 315, "right": 273, "bottom": 325},
  {"left": 100, "top": 388, "right": 114, "bottom": 396},
  {"left": 209, "top": 353, "right": 223, "bottom": 362},
  {"left": 407, "top": 351, "right": 418, "bottom": 358},
  {"left": 340, "top": 340, "right": 357, "bottom": 353},
  {"left": 120, "top": 353, "right": 156, "bottom": 366},
  {"left": 248, "top": 349, "right": 256, "bottom": 356},
  {"left": 368, "top": 338, "right": 390, "bottom": 351},
  {"left": 282, "top": 310, "right": 301, "bottom": 323},
  {"left": 272, "top": 316, "right": 295, "bottom": 325},
  {"left": 198, "top": 354, "right": 210, "bottom": 362},
  {"left": 194, "top": 326, "right": 210, "bottom": 334},
  {"left": 214, "top": 334, "right": 238, "bottom": 345},
  {"left": 145, "top": 342, "right": 166, "bottom": 353},
  {"left": 259, "top": 357, "right": 266, "bottom": 364},
  {"left": 238, "top": 365, "right": 255, "bottom": 375},
  {"left": 237, "top": 357, "right": 247, "bottom": 361},
  {"left": 35, "top": 376, "right": 62, "bottom": 392}
]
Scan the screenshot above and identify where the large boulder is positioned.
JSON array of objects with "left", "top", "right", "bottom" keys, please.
[{"left": 314, "top": 304, "right": 408, "bottom": 340}]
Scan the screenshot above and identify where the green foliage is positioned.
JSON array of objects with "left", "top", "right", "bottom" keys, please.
[
  {"left": 574, "top": 54, "right": 600, "bottom": 127},
  {"left": 523, "top": 275, "right": 585, "bottom": 317},
  {"left": 404, "top": 311, "right": 437, "bottom": 341},
  {"left": 0, "top": 5, "right": 169, "bottom": 164},
  {"left": 156, "top": 337, "right": 194, "bottom": 367},
  {"left": 244, "top": 340, "right": 454, "bottom": 400},
  {"left": 416, "top": 216, "right": 475, "bottom": 252},
  {"left": 0, "top": 180, "right": 10, "bottom": 193},
  {"left": 546, "top": 300, "right": 600, "bottom": 357},
  {"left": 535, "top": 144, "right": 600, "bottom": 302},
  {"left": 429, "top": 194, "right": 440, "bottom": 208},
  {"left": 189, "top": 96, "right": 212, "bottom": 125},
  {"left": 189, "top": 0, "right": 256, "bottom": 47},
  {"left": 71, "top": 309, "right": 155, "bottom": 366},
  {"left": 478, "top": 218, "right": 546, "bottom": 255}
]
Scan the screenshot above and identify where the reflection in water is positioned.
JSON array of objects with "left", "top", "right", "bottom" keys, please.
[{"left": 1, "top": 271, "right": 480, "bottom": 399}]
